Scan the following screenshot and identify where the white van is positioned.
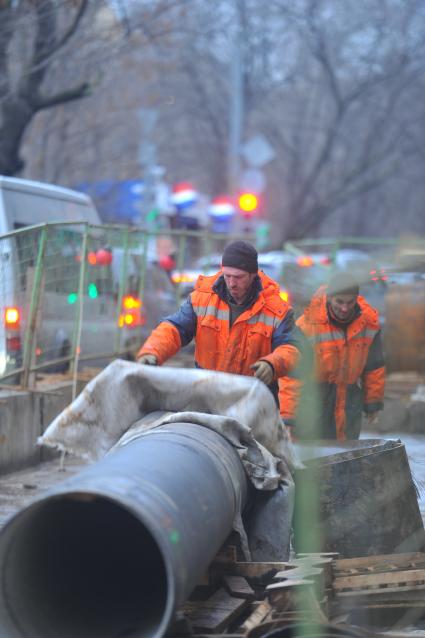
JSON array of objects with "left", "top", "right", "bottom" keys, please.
[
  {"left": 0, "top": 177, "right": 102, "bottom": 378},
  {"left": 0, "top": 177, "right": 176, "bottom": 381},
  {"left": 0, "top": 176, "right": 101, "bottom": 233}
]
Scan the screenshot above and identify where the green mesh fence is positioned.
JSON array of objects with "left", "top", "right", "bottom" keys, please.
[{"left": 0, "top": 223, "right": 255, "bottom": 387}]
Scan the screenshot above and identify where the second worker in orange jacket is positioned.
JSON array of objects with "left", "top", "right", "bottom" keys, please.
[{"left": 279, "top": 272, "right": 385, "bottom": 440}]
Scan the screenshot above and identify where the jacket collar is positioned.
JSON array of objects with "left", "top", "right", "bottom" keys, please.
[
  {"left": 304, "top": 285, "right": 380, "bottom": 329},
  {"left": 212, "top": 273, "right": 262, "bottom": 305},
  {"left": 195, "top": 270, "right": 281, "bottom": 308}
]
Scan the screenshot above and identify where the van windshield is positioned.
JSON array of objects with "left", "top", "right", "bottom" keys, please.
[{"left": 3, "top": 187, "right": 100, "bottom": 227}]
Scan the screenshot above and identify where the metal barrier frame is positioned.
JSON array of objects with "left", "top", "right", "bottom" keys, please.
[{"left": 0, "top": 223, "right": 255, "bottom": 392}]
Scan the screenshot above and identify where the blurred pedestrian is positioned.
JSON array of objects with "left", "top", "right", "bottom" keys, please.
[
  {"left": 137, "top": 240, "right": 301, "bottom": 403},
  {"left": 279, "top": 272, "right": 385, "bottom": 440}
]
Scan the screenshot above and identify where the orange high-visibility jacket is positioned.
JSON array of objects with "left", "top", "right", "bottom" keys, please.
[
  {"left": 279, "top": 286, "right": 385, "bottom": 440},
  {"left": 137, "top": 271, "right": 299, "bottom": 379}
]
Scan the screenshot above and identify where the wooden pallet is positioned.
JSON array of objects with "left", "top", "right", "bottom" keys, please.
[
  {"left": 331, "top": 552, "right": 425, "bottom": 619},
  {"left": 171, "top": 550, "right": 330, "bottom": 636},
  {"left": 170, "top": 551, "right": 425, "bottom": 636}
]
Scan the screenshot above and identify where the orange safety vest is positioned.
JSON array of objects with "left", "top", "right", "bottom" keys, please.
[
  {"left": 279, "top": 287, "right": 385, "bottom": 440},
  {"left": 191, "top": 271, "right": 297, "bottom": 377},
  {"left": 138, "top": 271, "right": 299, "bottom": 379}
]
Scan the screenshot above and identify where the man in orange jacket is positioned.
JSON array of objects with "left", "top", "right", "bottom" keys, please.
[
  {"left": 279, "top": 272, "right": 385, "bottom": 440},
  {"left": 137, "top": 241, "right": 300, "bottom": 401}
]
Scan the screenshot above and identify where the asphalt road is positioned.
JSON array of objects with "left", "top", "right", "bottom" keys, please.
[{"left": 0, "top": 454, "right": 88, "bottom": 529}]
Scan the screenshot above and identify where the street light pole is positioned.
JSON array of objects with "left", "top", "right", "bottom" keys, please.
[
  {"left": 138, "top": 108, "right": 158, "bottom": 227},
  {"left": 228, "top": 9, "right": 244, "bottom": 198}
]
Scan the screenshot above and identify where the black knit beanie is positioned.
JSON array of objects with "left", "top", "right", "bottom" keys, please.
[
  {"left": 327, "top": 272, "right": 359, "bottom": 297},
  {"left": 221, "top": 240, "right": 258, "bottom": 273}
]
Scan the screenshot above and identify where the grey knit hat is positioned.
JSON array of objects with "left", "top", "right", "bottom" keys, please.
[
  {"left": 327, "top": 272, "right": 359, "bottom": 297},
  {"left": 221, "top": 241, "right": 258, "bottom": 273}
]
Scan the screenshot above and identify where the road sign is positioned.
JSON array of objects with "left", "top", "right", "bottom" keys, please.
[{"left": 240, "top": 134, "right": 275, "bottom": 168}]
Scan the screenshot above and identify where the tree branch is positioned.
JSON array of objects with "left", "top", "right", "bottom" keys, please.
[
  {"left": 0, "top": 1, "right": 13, "bottom": 100},
  {"left": 34, "top": 82, "right": 90, "bottom": 111},
  {"left": 33, "top": 0, "right": 89, "bottom": 67}
]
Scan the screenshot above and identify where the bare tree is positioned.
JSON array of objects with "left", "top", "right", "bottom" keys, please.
[
  {"left": 0, "top": 0, "right": 92, "bottom": 175},
  {"left": 1, "top": 0, "right": 191, "bottom": 178},
  {"left": 13, "top": 0, "right": 425, "bottom": 242},
  {"left": 253, "top": 0, "right": 425, "bottom": 241}
]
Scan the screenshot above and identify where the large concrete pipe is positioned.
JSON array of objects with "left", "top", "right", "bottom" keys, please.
[{"left": 0, "top": 422, "right": 248, "bottom": 638}]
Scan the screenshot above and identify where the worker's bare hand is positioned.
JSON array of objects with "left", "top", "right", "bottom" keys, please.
[
  {"left": 250, "top": 360, "right": 274, "bottom": 385},
  {"left": 137, "top": 354, "right": 158, "bottom": 366}
]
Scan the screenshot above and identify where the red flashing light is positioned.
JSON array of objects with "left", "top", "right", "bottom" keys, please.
[
  {"left": 173, "top": 273, "right": 195, "bottom": 284},
  {"left": 297, "top": 255, "right": 314, "bottom": 268},
  {"left": 5, "top": 307, "right": 20, "bottom": 329},
  {"left": 96, "top": 248, "right": 113, "bottom": 266},
  {"left": 6, "top": 336, "right": 21, "bottom": 352},
  {"left": 119, "top": 295, "right": 144, "bottom": 328},
  {"left": 87, "top": 251, "right": 97, "bottom": 266},
  {"left": 122, "top": 295, "right": 142, "bottom": 310},
  {"left": 159, "top": 255, "right": 176, "bottom": 272},
  {"left": 173, "top": 181, "right": 194, "bottom": 194}
]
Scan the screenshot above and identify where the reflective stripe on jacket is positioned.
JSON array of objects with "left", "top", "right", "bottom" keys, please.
[
  {"left": 138, "top": 270, "right": 300, "bottom": 378},
  {"left": 278, "top": 286, "right": 385, "bottom": 440}
]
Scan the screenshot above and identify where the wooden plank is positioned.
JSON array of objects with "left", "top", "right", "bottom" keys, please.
[
  {"left": 186, "top": 588, "right": 249, "bottom": 633},
  {"left": 223, "top": 575, "right": 255, "bottom": 600},
  {"left": 334, "top": 583, "right": 425, "bottom": 611},
  {"left": 297, "top": 552, "right": 340, "bottom": 559},
  {"left": 215, "top": 561, "right": 291, "bottom": 580},
  {"left": 336, "top": 583, "right": 425, "bottom": 599},
  {"left": 239, "top": 601, "right": 272, "bottom": 632},
  {"left": 267, "top": 581, "right": 329, "bottom": 623},
  {"left": 294, "top": 557, "right": 334, "bottom": 566},
  {"left": 333, "top": 552, "right": 425, "bottom": 576},
  {"left": 334, "top": 568, "right": 425, "bottom": 591}
]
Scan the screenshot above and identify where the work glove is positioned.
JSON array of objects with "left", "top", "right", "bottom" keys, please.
[
  {"left": 366, "top": 411, "right": 380, "bottom": 426},
  {"left": 137, "top": 354, "right": 158, "bottom": 366},
  {"left": 250, "top": 360, "right": 274, "bottom": 385}
]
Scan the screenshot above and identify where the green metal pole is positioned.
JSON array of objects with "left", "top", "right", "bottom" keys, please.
[
  {"left": 71, "top": 224, "right": 89, "bottom": 401},
  {"left": 137, "top": 231, "right": 149, "bottom": 306},
  {"left": 114, "top": 227, "right": 130, "bottom": 354},
  {"left": 21, "top": 226, "right": 48, "bottom": 388}
]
